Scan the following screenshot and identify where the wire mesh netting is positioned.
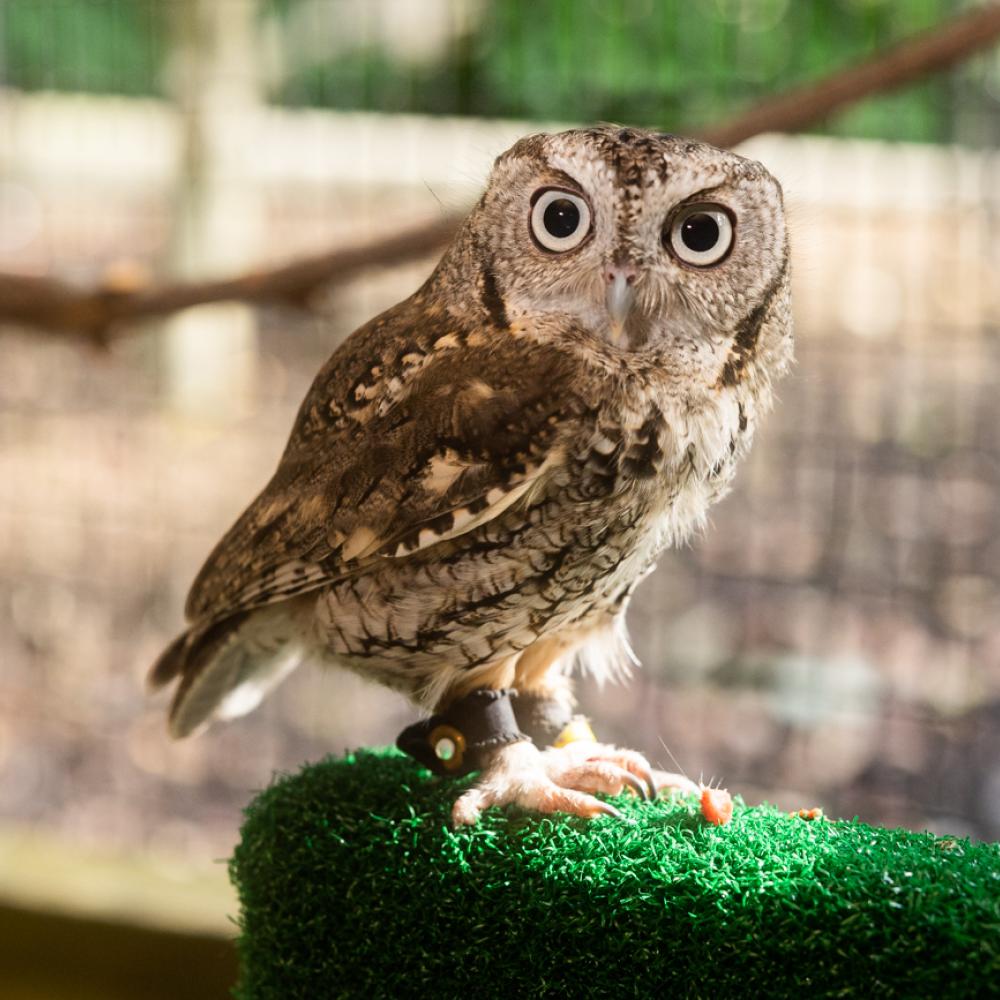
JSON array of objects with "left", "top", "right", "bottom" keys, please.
[{"left": 0, "top": 0, "right": 999, "bottom": 876}]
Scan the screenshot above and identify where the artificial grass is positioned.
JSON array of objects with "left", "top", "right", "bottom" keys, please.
[{"left": 230, "top": 749, "right": 1000, "bottom": 999}]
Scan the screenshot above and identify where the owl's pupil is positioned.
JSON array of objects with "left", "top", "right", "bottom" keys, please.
[
  {"left": 543, "top": 199, "right": 580, "bottom": 239},
  {"left": 681, "top": 214, "right": 720, "bottom": 252}
]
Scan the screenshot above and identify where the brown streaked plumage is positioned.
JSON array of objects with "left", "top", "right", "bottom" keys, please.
[{"left": 150, "top": 126, "right": 793, "bottom": 824}]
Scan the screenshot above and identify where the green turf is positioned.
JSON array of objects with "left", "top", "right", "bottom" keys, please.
[{"left": 230, "top": 749, "right": 1000, "bottom": 999}]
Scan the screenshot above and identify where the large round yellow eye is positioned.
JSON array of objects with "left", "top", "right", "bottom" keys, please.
[
  {"left": 530, "top": 189, "right": 592, "bottom": 253},
  {"left": 668, "top": 204, "right": 734, "bottom": 267}
]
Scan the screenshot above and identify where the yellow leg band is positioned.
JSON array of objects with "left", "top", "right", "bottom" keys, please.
[{"left": 552, "top": 716, "right": 597, "bottom": 748}]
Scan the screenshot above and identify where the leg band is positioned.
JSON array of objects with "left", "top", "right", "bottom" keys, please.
[{"left": 396, "top": 688, "right": 527, "bottom": 777}]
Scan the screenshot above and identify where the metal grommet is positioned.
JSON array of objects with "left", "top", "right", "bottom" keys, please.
[{"left": 428, "top": 724, "right": 466, "bottom": 772}]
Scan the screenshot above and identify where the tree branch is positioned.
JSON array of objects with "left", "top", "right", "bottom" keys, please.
[
  {"left": 699, "top": 3, "right": 1000, "bottom": 148},
  {"left": 0, "top": 217, "right": 461, "bottom": 344},
  {"left": 3, "top": 2, "right": 1000, "bottom": 343}
]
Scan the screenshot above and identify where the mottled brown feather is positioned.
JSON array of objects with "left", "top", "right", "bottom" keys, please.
[
  {"left": 151, "top": 125, "right": 794, "bottom": 735},
  {"left": 184, "top": 301, "right": 580, "bottom": 624}
]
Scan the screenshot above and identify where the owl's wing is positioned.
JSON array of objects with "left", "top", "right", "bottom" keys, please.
[{"left": 184, "top": 331, "right": 580, "bottom": 625}]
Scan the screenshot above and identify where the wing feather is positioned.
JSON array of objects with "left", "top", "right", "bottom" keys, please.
[{"left": 184, "top": 321, "right": 579, "bottom": 624}]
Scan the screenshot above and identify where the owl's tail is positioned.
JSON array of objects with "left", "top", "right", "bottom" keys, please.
[{"left": 147, "top": 605, "right": 309, "bottom": 739}]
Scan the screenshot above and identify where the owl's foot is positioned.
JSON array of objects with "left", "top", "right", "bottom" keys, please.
[{"left": 451, "top": 739, "right": 664, "bottom": 826}]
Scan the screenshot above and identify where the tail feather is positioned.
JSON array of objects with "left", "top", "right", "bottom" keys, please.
[
  {"left": 148, "top": 608, "right": 307, "bottom": 739},
  {"left": 147, "top": 630, "right": 191, "bottom": 691}
]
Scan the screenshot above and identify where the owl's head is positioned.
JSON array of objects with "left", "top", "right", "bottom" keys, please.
[{"left": 457, "top": 126, "right": 791, "bottom": 381}]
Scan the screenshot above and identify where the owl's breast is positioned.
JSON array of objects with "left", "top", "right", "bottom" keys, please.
[
  {"left": 560, "top": 383, "right": 753, "bottom": 562},
  {"left": 310, "top": 379, "right": 755, "bottom": 689}
]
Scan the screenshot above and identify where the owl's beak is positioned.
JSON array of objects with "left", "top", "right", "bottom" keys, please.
[{"left": 604, "top": 262, "right": 638, "bottom": 343}]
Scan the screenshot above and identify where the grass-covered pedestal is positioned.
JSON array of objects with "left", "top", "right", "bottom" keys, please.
[{"left": 230, "top": 749, "right": 999, "bottom": 998}]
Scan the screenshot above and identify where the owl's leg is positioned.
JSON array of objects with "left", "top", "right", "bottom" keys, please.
[
  {"left": 451, "top": 634, "right": 690, "bottom": 826},
  {"left": 518, "top": 631, "right": 697, "bottom": 796}
]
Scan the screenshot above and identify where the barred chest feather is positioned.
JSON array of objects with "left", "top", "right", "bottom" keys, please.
[
  {"left": 570, "top": 381, "right": 754, "bottom": 543},
  {"left": 551, "top": 379, "right": 758, "bottom": 609}
]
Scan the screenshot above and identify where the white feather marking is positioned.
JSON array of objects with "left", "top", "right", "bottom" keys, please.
[
  {"left": 467, "top": 379, "right": 495, "bottom": 400},
  {"left": 449, "top": 507, "right": 476, "bottom": 532},
  {"left": 342, "top": 525, "right": 379, "bottom": 562},
  {"left": 384, "top": 450, "right": 562, "bottom": 558},
  {"left": 424, "top": 450, "right": 468, "bottom": 494},
  {"left": 592, "top": 433, "right": 617, "bottom": 455},
  {"left": 216, "top": 643, "right": 305, "bottom": 721},
  {"left": 575, "top": 618, "right": 639, "bottom": 686}
]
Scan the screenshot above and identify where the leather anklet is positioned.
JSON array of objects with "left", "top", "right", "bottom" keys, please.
[{"left": 397, "top": 688, "right": 527, "bottom": 777}]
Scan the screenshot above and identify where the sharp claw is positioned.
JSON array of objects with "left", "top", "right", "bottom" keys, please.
[
  {"left": 635, "top": 761, "right": 657, "bottom": 800},
  {"left": 593, "top": 799, "right": 626, "bottom": 820},
  {"left": 620, "top": 770, "right": 650, "bottom": 801}
]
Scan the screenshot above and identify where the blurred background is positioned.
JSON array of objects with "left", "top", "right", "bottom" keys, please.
[{"left": 2, "top": 0, "right": 1000, "bottom": 995}]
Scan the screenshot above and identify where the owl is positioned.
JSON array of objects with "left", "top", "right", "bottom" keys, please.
[{"left": 150, "top": 126, "right": 792, "bottom": 825}]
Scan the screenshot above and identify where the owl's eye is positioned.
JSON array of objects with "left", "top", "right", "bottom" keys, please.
[
  {"left": 667, "top": 204, "right": 734, "bottom": 267},
  {"left": 530, "top": 189, "right": 592, "bottom": 253}
]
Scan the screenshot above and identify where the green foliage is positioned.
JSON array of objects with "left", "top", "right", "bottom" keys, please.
[
  {"left": 230, "top": 749, "right": 1000, "bottom": 999},
  {"left": 0, "top": 0, "right": 165, "bottom": 96},
  {"left": 267, "top": 0, "right": 954, "bottom": 142},
  {"left": 0, "top": 0, "right": 968, "bottom": 142}
]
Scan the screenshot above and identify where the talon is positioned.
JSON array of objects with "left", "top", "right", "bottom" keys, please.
[
  {"left": 601, "top": 749, "right": 657, "bottom": 800},
  {"left": 634, "top": 760, "right": 657, "bottom": 800},
  {"left": 593, "top": 799, "right": 625, "bottom": 820},
  {"left": 450, "top": 741, "right": 662, "bottom": 824},
  {"left": 620, "top": 770, "right": 650, "bottom": 800}
]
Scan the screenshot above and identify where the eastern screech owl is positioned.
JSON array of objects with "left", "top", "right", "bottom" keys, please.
[{"left": 150, "top": 126, "right": 792, "bottom": 825}]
